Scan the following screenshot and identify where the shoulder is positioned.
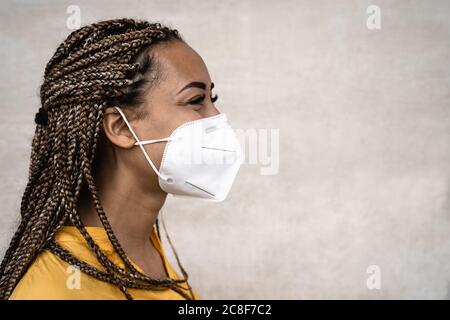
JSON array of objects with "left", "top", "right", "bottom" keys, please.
[
  {"left": 9, "top": 249, "right": 77, "bottom": 300},
  {"left": 9, "top": 249, "right": 118, "bottom": 300},
  {"left": 9, "top": 248, "right": 124, "bottom": 300}
]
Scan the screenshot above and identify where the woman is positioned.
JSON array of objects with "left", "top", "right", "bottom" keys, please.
[{"left": 0, "top": 18, "right": 242, "bottom": 300}]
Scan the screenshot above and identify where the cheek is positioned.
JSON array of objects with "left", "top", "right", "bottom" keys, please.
[
  {"left": 129, "top": 143, "right": 165, "bottom": 189},
  {"left": 142, "top": 142, "right": 167, "bottom": 171},
  {"left": 145, "top": 107, "right": 179, "bottom": 138},
  {"left": 151, "top": 103, "right": 202, "bottom": 136}
]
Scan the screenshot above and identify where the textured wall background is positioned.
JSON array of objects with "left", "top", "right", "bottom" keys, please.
[{"left": 0, "top": 0, "right": 449, "bottom": 299}]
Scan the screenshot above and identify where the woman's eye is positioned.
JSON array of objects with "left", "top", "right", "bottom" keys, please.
[
  {"left": 188, "top": 95, "right": 205, "bottom": 105},
  {"left": 187, "top": 92, "right": 219, "bottom": 107}
]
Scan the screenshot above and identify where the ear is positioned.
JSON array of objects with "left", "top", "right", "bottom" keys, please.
[{"left": 103, "top": 107, "right": 136, "bottom": 149}]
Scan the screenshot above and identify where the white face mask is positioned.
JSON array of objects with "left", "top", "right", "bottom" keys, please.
[{"left": 115, "top": 107, "right": 243, "bottom": 202}]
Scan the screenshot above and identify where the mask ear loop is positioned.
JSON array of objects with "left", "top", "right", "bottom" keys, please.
[{"left": 114, "top": 107, "right": 174, "bottom": 182}]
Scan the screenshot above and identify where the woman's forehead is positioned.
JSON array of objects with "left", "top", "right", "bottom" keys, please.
[{"left": 152, "top": 40, "right": 211, "bottom": 87}]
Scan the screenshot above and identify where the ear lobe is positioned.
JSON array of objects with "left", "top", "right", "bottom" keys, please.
[{"left": 103, "top": 107, "right": 136, "bottom": 149}]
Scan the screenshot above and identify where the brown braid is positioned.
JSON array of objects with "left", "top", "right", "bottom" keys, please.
[{"left": 0, "top": 18, "right": 196, "bottom": 300}]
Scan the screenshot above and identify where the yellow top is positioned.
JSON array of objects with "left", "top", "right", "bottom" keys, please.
[{"left": 9, "top": 226, "right": 201, "bottom": 300}]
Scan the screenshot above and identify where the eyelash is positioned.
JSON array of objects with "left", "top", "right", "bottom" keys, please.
[{"left": 188, "top": 94, "right": 218, "bottom": 105}]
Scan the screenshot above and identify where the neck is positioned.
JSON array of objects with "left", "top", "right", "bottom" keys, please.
[{"left": 76, "top": 157, "right": 167, "bottom": 255}]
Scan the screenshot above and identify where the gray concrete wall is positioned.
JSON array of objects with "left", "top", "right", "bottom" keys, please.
[{"left": 1, "top": 0, "right": 449, "bottom": 299}]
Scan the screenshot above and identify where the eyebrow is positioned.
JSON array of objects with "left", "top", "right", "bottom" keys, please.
[{"left": 176, "top": 81, "right": 214, "bottom": 95}]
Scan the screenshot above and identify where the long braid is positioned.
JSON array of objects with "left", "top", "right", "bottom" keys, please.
[{"left": 0, "top": 18, "right": 196, "bottom": 300}]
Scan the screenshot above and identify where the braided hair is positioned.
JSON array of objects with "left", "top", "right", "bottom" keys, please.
[{"left": 0, "top": 18, "right": 196, "bottom": 300}]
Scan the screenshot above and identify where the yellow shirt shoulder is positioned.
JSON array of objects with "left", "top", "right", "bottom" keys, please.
[{"left": 9, "top": 226, "right": 201, "bottom": 300}]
